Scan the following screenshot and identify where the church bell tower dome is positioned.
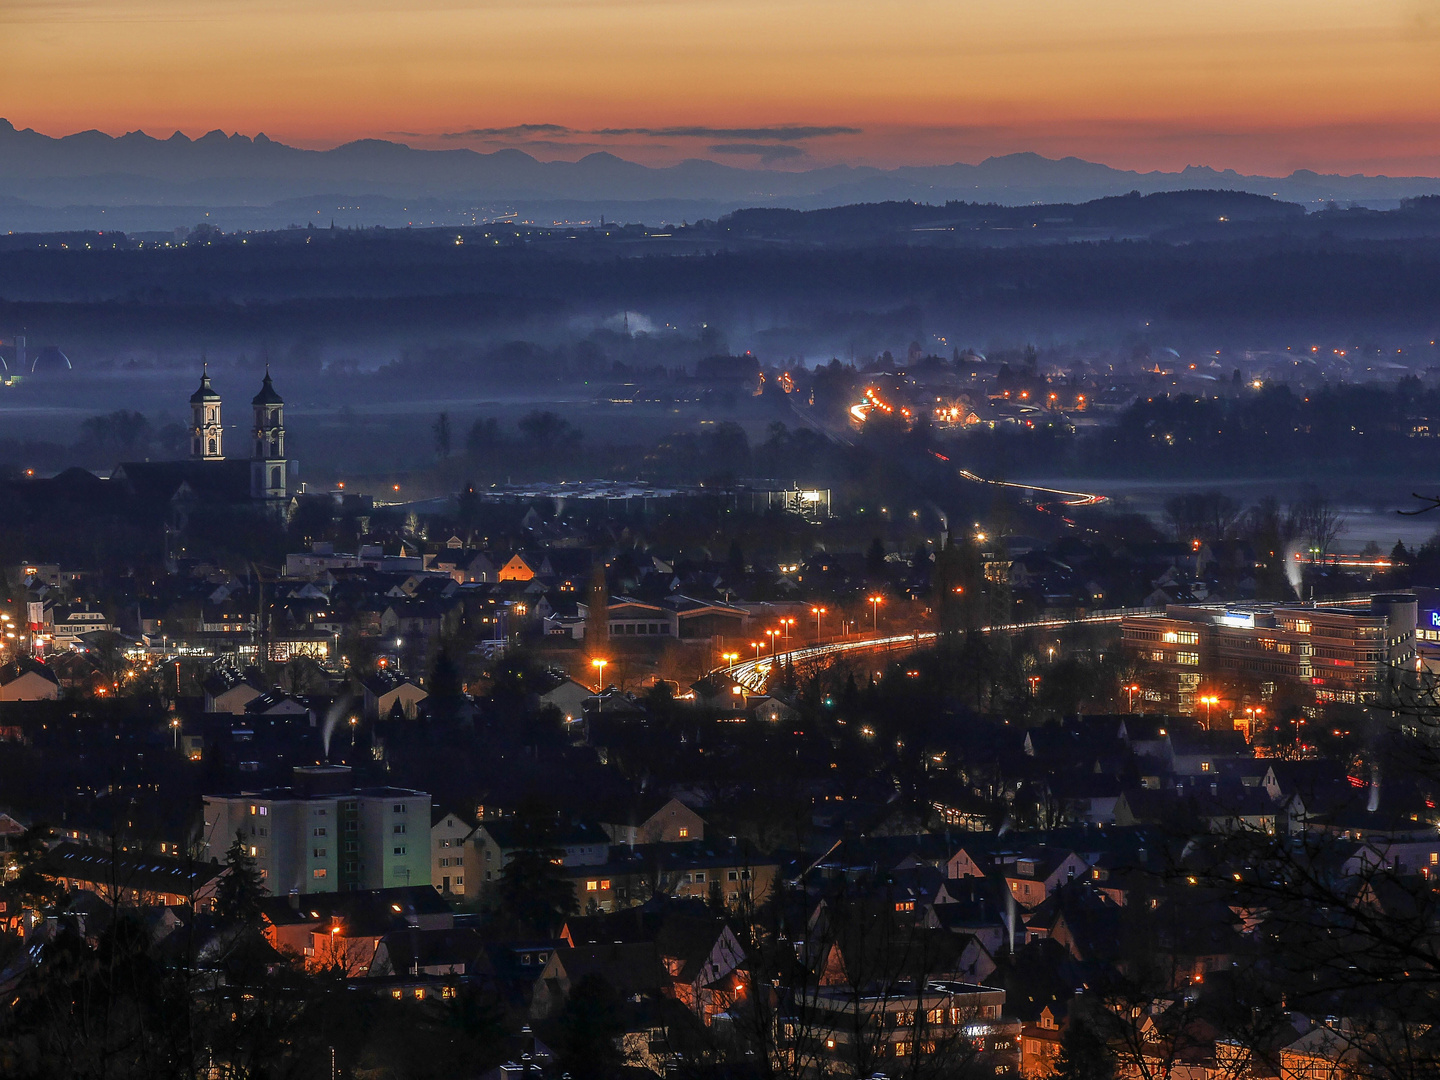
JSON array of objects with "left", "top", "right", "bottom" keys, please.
[
  {"left": 190, "top": 367, "right": 224, "bottom": 459},
  {"left": 250, "top": 368, "right": 288, "bottom": 502}
]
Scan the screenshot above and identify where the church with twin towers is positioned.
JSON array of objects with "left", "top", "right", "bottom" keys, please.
[{"left": 188, "top": 366, "right": 290, "bottom": 503}]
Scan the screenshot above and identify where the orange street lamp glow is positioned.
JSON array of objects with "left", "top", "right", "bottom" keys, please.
[
  {"left": 590, "top": 657, "right": 607, "bottom": 691},
  {"left": 812, "top": 606, "right": 827, "bottom": 635}
]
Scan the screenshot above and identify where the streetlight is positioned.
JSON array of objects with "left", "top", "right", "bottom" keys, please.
[
  {"left": 170, "top": 716, "right": 180, "bottom": 749},
  {"left": 868, "top": 595, "right": 883, "bottom": 634},
  {"left": 349, "top": 716, "right": 358, "bottom": 746},
  {"left": 1047, "top": 645, "right": 1055, "bottom": 663},
  {"left": 811, "top": 606, "right": 827, "bottom": 637},
  {"left": 781, "top": 617, "right": 795, "bottom": 640},
  {"left": 1126, "top": 684, "right": 1140, "bottom": 713},
  {"left": 724, "top": 651, "right": 738, "bottom": 672},
  {"left": 752, "top": 641, "right": 763, "bottom": 661},
  {"left": 591, "top": 658, "right": 607, "bottom": 691},
  {"left": 766, "top": 629, "right": 780, "bottom": 655},
  {"left": 1200, "top": 695, "right": 1219, "bottom": 727}
]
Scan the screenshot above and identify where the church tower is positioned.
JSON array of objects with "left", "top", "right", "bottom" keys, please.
[
  {"left": 190, "top": 367, "right": 224, "bottom": 460},
  {"left": 249, "top": 368, "right": 287, "bottom": 501}
]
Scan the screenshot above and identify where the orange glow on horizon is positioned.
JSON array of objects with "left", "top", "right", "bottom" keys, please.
[{"left": 0, "top": 0, "right": 1436, "bottom": 175}]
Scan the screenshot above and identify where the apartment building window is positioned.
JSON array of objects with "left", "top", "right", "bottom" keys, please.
[
  {"left": 394, "top": 824, "right": 406, "bottom": 834},
  {"left": 394, "top": 845, "right": 407, "bottom": 856},
  {"left": 344, "top": 840, "right": 359, "bottom": 853},
  {"left": 728, "top": 870, "right": 739, "bottom": 881},
  {"left": 587, "top": 880, "right": 599, "bottom": 891},
  {"left": 1177, "top": 652, "right": 1199, "bottom": 666},
  {"left": 313, "top": 827, "right": 327, "bottom": 837},
  {"left": 313, "top": 868, "right": 327, "bottom": 879},
  {"left": 454, "top": 876, "right": 463, "bottom": 887},
  {"left": 393, "top": 804, "right": 407, "bottom": 813},
  {"left": 313, "top": 848, "right": 326, "bottom": 858}
]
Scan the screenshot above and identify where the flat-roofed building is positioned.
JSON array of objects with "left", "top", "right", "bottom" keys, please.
[
  {"left": 1122, "top": 594, "right": 1416, "bottom": 714},
  {"left": 203, "top": 765, "right": 430, "bottom": 896}
]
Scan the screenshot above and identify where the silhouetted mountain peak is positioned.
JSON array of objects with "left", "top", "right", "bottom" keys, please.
[{"left": 0, "top": 121, "right": 1436, "bottom": 232}]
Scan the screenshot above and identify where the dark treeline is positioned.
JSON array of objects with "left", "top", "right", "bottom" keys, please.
[
  {"left": 5, "top": 232, "right": 1440, "bottom": 343},
  {"left": 953, "top": 380, "right": 1440, "bottom": 479}
]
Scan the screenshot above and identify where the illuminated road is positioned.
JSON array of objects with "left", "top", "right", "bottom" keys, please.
[
  {"left": 720, "top": 607, "right": 1158, "bottom": 691},
  {"left": 955, "top": 469, "right": 1107, "bottom": 507}
]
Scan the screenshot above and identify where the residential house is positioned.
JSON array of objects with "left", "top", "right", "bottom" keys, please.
[
  {"left": 362, "top": 671, "right": 428, "bottom": 720},
  {"left": 598, "top": 796, "right": 706, "bottom": 847},
  {"left": 754, "top": 697, "right": 799, "bottom": 725},
  {"left": 1020, "top": 1006, "right": 1066, "bottom": 1079},
  {"left": 260, "top": 885, "right": 453, "bottom": 974},
  {"left": 431, "top": 808, "right": 475, "bottom": 897},
  {"left": 0, "top": 662, "right": 59, "bottom": 702},
  {"left": 203, "top": 668, "right": 266, "bottom": 714},
  {"left": 1000, "top": 848, "right": 1091, "bottom": 909},
  {"left": 39, "top": 842, "right": 225, "bottom": 908},
  {"left": 540, "top": 678, "right": 595, "bottom": 724},
  {"left": 243, "top": 690, "right": 313, "bottom": 723},
  {"left": 471, "top": 819, "right": 610, "bottom": 903},
  {"left": 561, "top": 839, "right": 780, "bottom": 914}
]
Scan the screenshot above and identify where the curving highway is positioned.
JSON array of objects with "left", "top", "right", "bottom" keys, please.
[
  {"left": 720, "top": 607, "right": 1159, "bottom": 691},
  {"left": 955, "top": 469, "right": 1107, "bottom": 507}
]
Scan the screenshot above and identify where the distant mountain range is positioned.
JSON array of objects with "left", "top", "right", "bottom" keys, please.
[{"left": 2, "top": 118, "right": 1439, "bottom": 232}]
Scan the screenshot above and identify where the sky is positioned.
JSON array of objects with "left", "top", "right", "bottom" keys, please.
[{"left": 3, "top": 0, "right": 1439, "bottom": 175}]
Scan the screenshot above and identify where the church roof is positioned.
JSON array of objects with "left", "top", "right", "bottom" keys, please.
[
  {"left": 190, "top": 371, "right": 221, "bottom": 404},
  {"left": 112, "top": 460, "right": 252, "bottom": 505},
  {"left": 252, "top": 370, "right": 283, "bottom": 406}
]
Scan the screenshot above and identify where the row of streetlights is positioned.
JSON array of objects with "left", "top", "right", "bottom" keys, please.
[{"left": 1122, "top": 683, "right": 1264, "bottom": 732}]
